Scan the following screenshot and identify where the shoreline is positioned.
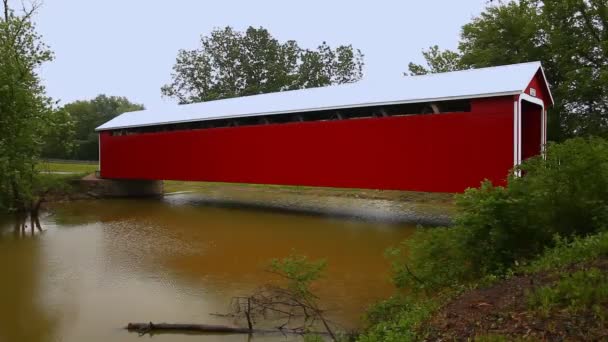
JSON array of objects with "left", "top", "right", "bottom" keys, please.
[
  {"left": 38, "top": 176, "right": 456, "bottom": 226},
  {"left": 162, "top": 182, "right": 455, "bottom": 225}
]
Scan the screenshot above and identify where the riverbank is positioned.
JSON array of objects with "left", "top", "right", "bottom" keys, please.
[
  {"left": 427, "top": 255, "right": 608, "bottom": 340},
  {"left": 37, "top": 161, "right": 456, "bottom": 225},
  {"left": 356, "top": 138, "right": 608, "bottom": 342},
  {"left": 361, "top": 231, "right": 608, "bottom": 341},
  {"left": 164, "top": 181, "right": 455, "bottom": 225}
]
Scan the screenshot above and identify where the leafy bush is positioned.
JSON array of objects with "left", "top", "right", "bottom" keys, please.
[
  {"left": 388, "top": 226, "right": 474, "bottom": 290},
  {"left": 457, "top": 137, "right": 608, "bottom": 274},
  {"left": 528, "top": 268, "right": 608, "bottom": 318},
  {"left": 510, "top": 137, "right": 608, "bottom": 237},
  {"left": 268, "top": 254, "right": 326, "bottom": 300},
  {"left": 391, "top": 137, "right": 608, "bottom": 290}
]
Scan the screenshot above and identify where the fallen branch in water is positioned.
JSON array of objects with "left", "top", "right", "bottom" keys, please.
[
  {"left": 126, "top": 255, "right": 341, "bottom": 339},
  {"left": 125, "top": 322, "right": 328, "bottom": 336}
]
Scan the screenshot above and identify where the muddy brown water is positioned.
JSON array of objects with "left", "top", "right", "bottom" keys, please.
[{"left": 0, "top": 194, "right": 419, "bottom": 342}]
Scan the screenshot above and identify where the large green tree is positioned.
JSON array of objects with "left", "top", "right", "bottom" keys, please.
[
  {"left": 56, "top": 95, "right": 144, "bottom": 160},
  {"left": 0, "top": 0, "right": 70, "bottom": 212},
  {"left": 161, "top": 26, "right": 365, "bottom": 104},
  {"left": 408, "top": 0, "right": 608, "bottom": 141}
]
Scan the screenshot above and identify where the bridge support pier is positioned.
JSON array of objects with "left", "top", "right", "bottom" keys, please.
[{"left": 80, "top": 174, "right": 163, "bottom": 198}]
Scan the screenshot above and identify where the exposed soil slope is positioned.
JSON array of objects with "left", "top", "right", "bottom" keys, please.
[{"left": 425, "top": 259, "right": 608, "bottom": 341}]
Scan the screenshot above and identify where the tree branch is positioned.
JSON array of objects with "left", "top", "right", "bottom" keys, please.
[
  {"left": 578, "top": 3, "right": 602, "bottom": 44},
  {"left": 3, "top": 0, "right": 8, "bottom": 22}
]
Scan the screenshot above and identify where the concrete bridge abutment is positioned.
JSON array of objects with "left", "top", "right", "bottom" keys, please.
[{"left": 79, "top": 174, "right": 163, "bottom": 198}]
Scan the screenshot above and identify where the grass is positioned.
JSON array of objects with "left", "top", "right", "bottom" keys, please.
[
  {"left": 528, "top": 268, "right": 608, "bottom": 318},
  {"left": 521, "top": 231, "right": 608, "bottom": 320},
  {"left": 164, "top": 180, "right": 455, "bottom": 210},
  {"left": 358, "top": 295, "right": 440, "bottom": 342},
  {"left": 37, "top": 160, "right": 98, "bottom": 174},
  {"left": 523, "top": 231, "right": 608, "bottom": 274},
  {"left": 164, "top": 180, "right": 453, "bottom": 200}
]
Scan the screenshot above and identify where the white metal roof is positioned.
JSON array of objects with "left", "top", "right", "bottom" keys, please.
[{"left": 96, "top": 61, "right": 551, "bottom": 131}]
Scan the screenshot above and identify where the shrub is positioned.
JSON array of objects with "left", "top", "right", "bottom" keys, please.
[
  {"left": 392, "top": 137, "right": 608, "bottom": 290},
  {"left": 513, "top": 137, "right": 608, "bottom": 237},
  {"left": 456, "top": 137, "right": 608, "bottom": 275},
  {"left": 388, "top": 226, "right": 474, "bottom": 290},
  {"left": 455, "top": 181, "right": 549, "bottom": 275}
]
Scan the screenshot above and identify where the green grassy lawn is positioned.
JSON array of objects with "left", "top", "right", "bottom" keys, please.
[{"left": 37, "top": 160, "right": 98, "bottom": 174}]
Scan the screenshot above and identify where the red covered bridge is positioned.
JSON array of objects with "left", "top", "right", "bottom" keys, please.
[{"left": 96, "top": 62, "right": 553, "bottom": 193}]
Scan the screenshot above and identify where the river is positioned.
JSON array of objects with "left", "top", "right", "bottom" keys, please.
[{"left": 0, "top": 194, "right": 418, "bottom": 342}]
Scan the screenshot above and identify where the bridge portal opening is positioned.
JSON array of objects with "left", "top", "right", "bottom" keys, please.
[{"left": 521, "top": 100, "right": 543, "bottom": 161}]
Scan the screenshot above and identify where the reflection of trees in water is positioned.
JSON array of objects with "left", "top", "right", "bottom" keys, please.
[
  {"left": 12, "top": 212, "right": 43, "bottom": 238},
  {"left": 0, "top": 215, "right": 57, "bottom": 342}
]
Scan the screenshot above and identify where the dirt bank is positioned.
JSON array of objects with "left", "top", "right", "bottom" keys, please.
[{"left": 425, "top": 258, "right": 608, "bottom": 341}]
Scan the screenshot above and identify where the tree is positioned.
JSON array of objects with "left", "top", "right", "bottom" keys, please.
[
  {"left": 161, "top": 26, "right": 364, "bottom": 104},
  {"left": 55, "top": 95, "right": 144, "bottom": 160},
  {"left": 0, "top": 0, "right": 69, "bottom": 213},
  {"left": 407, "top": 0, "right": 608, "bottom": 141},
  {"left": 407, "top": 45, "right": 463, "bottom": 75}
]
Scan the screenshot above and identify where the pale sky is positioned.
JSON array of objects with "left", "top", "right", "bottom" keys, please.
[{"left": 33, "top": 0, "right": 488, "bottom": 109}]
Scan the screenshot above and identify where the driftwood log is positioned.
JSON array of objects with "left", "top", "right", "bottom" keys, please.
[{"left": 126, "top": 322, "right": 326, "bottom": 336}]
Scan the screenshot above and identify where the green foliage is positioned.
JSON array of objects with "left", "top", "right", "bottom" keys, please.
[
  {"left": 262, "top": 254, "right": 340, "bottom": 340},
  {"left": 368, "top": 138, "right": 608, "bottom": 340},
  {"left": 510, "top": 137, "right": 608, "bottom": 237},
  {"left": 269, "top": 254, "right": 326, "bottom": 300},
  {"left": 528, "top": 268, "right": 608, "bottom": 318},
  {"left": 391, "top": 138, "right": 608, "bottom": 290},
  {"left": 33, "top": 173, "right": 78, "bottom": 196},
  {"left": 40, "top": 108, "right": 75, "bottom": 159},
  {"left": 161, "top": 26, "right": 364, "bottom": 104},
  {"left": 47, "top": 95, "right": 143, "bottom": 160},
  {"left": 357, "top": 295, "right": 438, "bottom": 342},
  {"left": 407, "top": 45, "right": 463, "bottom": 75},
  {"left": 388, "top": 226, "right": 473, "bottom": 290},
  {"left": 458, "top": 1, "right": 545, "bottom": 68},
  {"left": 0, "top": 2, "right": 69, "bottom": 212},
  {"left": 409, "top": 0, "right": 608, "bottom": 141},
  {"left": 457, "top": 137, "right": 608, "bottom": 274},
  {"left": 525, "top": 232, "right": 608, "bottom": 274}
]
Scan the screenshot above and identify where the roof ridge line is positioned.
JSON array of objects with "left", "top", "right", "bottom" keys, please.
[{"left": 406, "top": 61, "right": 541, "bottom": 79}]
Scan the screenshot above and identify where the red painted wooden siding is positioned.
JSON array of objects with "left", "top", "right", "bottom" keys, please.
[
  {"left": 526, "top": 70, "right": 552, "bottom": 105},
  {"left": 100, "top": 96, "right": 517, "bottom": 193}
]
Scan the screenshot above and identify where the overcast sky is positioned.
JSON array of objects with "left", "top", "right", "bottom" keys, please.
[{"left": 34, "top": 0, "right": 488, "bottom": 109}]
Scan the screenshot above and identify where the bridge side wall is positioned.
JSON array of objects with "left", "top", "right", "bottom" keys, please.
[{"left": 99, "top": 96, "right": 516, "bottom": 193}]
